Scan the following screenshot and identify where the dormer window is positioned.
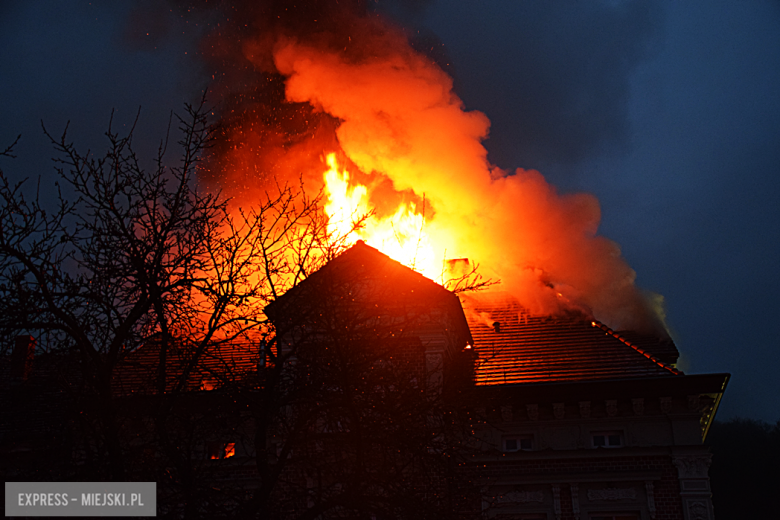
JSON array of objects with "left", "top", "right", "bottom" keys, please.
[
  {"left": 504, "top": 435, "right": 533, "bottom": 452},
  {"left": 592, "top": 431, "right": 623, "bottom": 448}
]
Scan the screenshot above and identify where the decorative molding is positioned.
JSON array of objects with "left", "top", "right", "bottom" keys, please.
[
  {"left": 570, "top": 483, "right": 580, "bottom": 515},
  {"left": 605, "top": 400, "right": 618, "bottom": 417},
  {"left": 687, "top": 499, "right": 710, "bottom": 520},
  {"left": 632, "top": 398, "right": 645, "bottom": 416},
  {"left": 673, "top": 454, "right": 712, "bottom": 479},
  {"left": 553, "top": 402, "right": 565, "bottom": 419},
  {"left": 579, "top": 401, "right": 591, "bottom": 418},
  {"left": 495, "top": 490, "right": 544, "bottom": 504},
  {"left": 645, "top": 481, "right": 656, "bottom": 520},
  {"left": 587, "top": 488, "right": 637, "bottom": 501},
  {"left": 500, "top": 405, "right": 513, "bottom": 422},
  {"left": 660, "top": 396, "right": 672, "bottom": 414},
  {"left": 552, "top": 485, "right": 561, "bottom": 520},
  {"left": 526, "top": 404, "right": 539, "bottom": 421}
]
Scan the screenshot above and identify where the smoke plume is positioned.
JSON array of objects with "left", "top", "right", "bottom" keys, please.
[{"left": 159, "top": 0, "right": 665, "bottom": 334}]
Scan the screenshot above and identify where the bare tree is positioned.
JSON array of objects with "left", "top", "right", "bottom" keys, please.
[
  {"left": 0, "top": 101, "right": 484, "bottom": 519},
  {"left": 0, "top": 99, "right": 335, "bottom": 480}
]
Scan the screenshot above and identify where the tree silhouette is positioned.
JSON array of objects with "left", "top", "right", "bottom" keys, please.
[{"left": 0, "top": 101, "right": 484, "bottom": 519}]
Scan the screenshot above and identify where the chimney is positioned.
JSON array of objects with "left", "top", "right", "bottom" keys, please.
[
  {"left": 445, "top": 258, "right": 470, "bottom": 280},
  {"left": 11, "top": 335, "right": 36, "bottom": 381}
]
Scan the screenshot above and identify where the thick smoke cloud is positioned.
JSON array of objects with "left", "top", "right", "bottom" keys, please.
[
  {"left": 271, "top": 35, "right": 661, "bottom": 332},
  {"left": 129, "top": 0, "right": 666, "bottom": 334},
  {"left": 134, "top": 0, "right": 662, "bottom": 184}
]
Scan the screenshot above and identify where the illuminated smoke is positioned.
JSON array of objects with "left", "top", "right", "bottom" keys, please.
[{"left": 182, "top": 1, "right": 665, "bottom": 334}]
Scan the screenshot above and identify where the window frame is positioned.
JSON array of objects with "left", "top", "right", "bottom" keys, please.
[
  {"left": 207, "top": 441, "right": 236, "bottom": 460},
  {"left": 503, "top": 434, "right": 534, "bottom": 452},
  {"left": 591, "top": 430, "right": 624, "bottom": 448}
]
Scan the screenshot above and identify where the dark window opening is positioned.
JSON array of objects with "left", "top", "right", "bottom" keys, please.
[
  {"left": 504, "top": 435, "right": 533, "bottom": 451},
  {"left": 592, "top": 431, "right": 623, "bottom": 448}
]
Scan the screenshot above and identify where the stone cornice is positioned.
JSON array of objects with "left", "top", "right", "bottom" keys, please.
[
  {"left": 484, "top": 469, "right": 663, "bottom": 486},
  {"left": 473, "top": 444, "right": 707, "bottom": 462}
]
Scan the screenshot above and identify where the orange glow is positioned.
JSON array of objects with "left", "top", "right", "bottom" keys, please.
[
  {"left": 209, "top": 442, "right": 236, "bottom": 459},
  {"left": 322, "top": 153, "right": 441, "bottom": 281},
  {"left": 201, "top": 16, "right": 669, "bottom": 334},
  {"left": 224, "top": 443, "right": 236, "bottom": 459}
]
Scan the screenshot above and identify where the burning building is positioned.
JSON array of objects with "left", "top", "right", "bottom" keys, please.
[
  {"left": 0, "top": 3, "right": 730, "bottom": 518},
  {"left": 0, "top": 242, "right": 728, "bottom": 519},
  {"left": 200, "top": 0, "right": 665, "bottom": 335},
  {"left": 146, "top": 3, "right": 727, "bottom": 516},
  {"left": 261, "top": 240, "right": 728, "bottom": 520}
]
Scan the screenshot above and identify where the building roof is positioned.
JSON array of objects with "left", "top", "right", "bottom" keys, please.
[
  {"left": 266, "top": 241, "right": 458, "bottom": 317},
  {"left": 113, "top": 247, "right": 684, "bottom": 394},
  {"left": 112, "top": 337, "right": 259, "bottom": 397},
  {"left": 265, "top": 240, "right": 473, "bottom": 348},
  {"left": 462, "top": 292, "right": 680, "bottom": 385},
  {"left": 114, "top": 242, "right": 473, "bottom": 397}
]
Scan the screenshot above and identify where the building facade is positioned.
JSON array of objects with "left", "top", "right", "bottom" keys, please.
[{"left": 1, "top": 241, "right": 729, "bottom": 520}]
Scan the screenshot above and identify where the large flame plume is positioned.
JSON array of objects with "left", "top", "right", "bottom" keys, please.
[
  {"left": 322, "top": 152, "right": 438, "bottom": 279},
  {"left": 193, "top": 2, "right": 664, "bottom": 334}
]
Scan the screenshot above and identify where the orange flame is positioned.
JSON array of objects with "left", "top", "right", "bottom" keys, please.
[{"left": 322, "top": 153, "right": 441, "bottom": 280}]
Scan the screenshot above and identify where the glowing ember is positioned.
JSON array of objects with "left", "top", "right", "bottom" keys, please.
[{"left": 322, "top": 153, "right": 440, "bottom": 280}]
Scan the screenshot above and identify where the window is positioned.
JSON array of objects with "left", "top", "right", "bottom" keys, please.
[
  {"left": 207, "top": 442, "right": 236, "bottom": 459},
  {"left": 504, "top": 434, "right": 533, "bottom": 451},
  {"left": 592, "top": 431, "right": 623, "bottom": 448}
]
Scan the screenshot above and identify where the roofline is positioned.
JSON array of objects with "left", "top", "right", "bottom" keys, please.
[
  {"left": 702, "top": 373, "right": 730, "bottom": 441},
  {"left": 590, "top": 320, "right": 680, "bottom": 375},
  {"left": 474, "top": 372, "right": 731, "bottom": 402},
  {"left": 264, "top": 240, "right": 451, "bottom": 320}
]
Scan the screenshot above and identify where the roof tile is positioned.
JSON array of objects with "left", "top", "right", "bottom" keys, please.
[{"left": 462, "top": 293, "right": 679, "bottom": 385}]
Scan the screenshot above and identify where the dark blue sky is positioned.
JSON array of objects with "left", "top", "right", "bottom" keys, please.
[{"left": 2, "top": 1, "right": 779, "bottom": 420}]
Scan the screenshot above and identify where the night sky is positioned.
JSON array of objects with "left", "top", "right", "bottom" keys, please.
[{"left": 2, "top": 1, "right": 779, "bottom": 421}]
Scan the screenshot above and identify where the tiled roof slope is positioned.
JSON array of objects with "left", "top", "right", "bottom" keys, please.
[
  {"left": 112, "top": 337, "right": 259, "bottom": 397},
  {"left": 616, "top": 330, "right": 679, "bottom": 367},
  {"left": 462, "top": 293, "right": 680, "bottom": 385}
]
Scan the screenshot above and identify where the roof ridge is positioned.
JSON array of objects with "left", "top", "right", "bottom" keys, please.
[{"left": 589, "top": 320, "right": 681, "bottom": 376}]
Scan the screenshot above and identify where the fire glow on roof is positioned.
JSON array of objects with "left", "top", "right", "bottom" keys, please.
[{"left": 463, "top": 294, "right": 680, "bottom": 386}]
